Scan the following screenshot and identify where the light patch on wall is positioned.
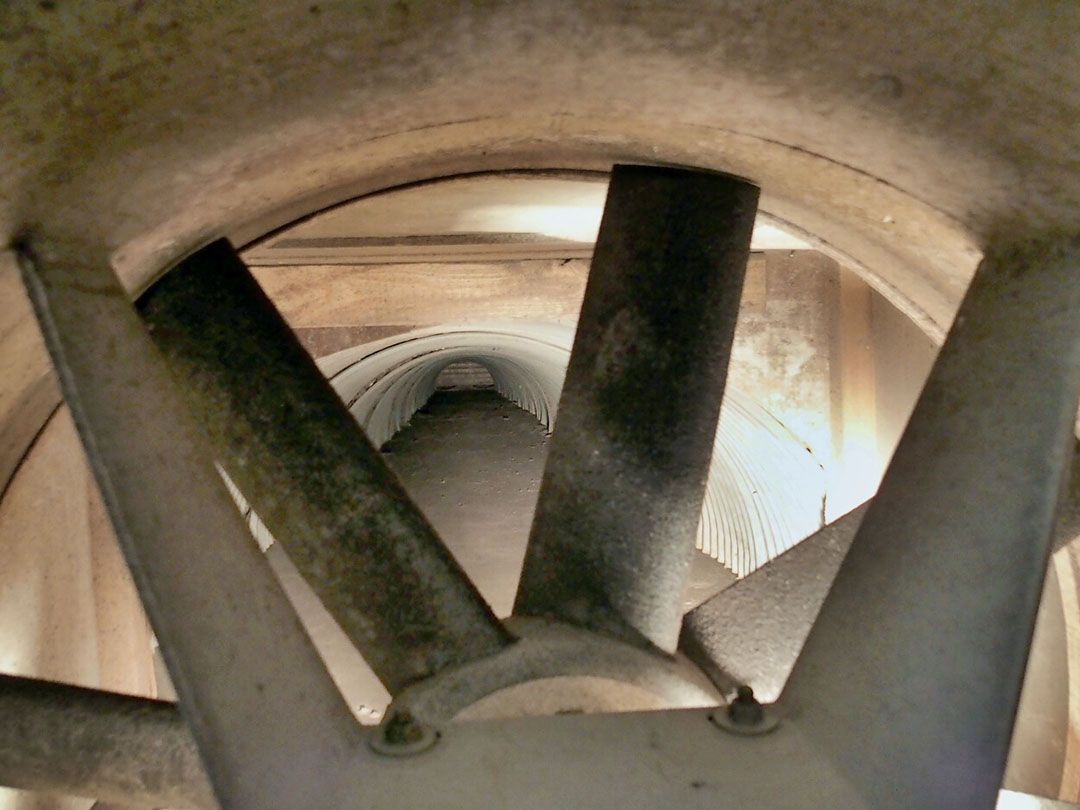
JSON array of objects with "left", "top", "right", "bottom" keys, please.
[
  {"left": 996, "top": 789, "right": 1070, "bottom": 809},
  {"left": 246, "top": 172, "right": 810, "bottom": 265},
  {"left": 467, "top": 203, "right": 602, "bottom": 243},
  {"left": 466, "top": 200, "right": 810, "bottom": 250}
]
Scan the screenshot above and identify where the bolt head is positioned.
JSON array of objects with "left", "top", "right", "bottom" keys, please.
[{"left": 369, "top": 711, "right": 439, "bottom": 757}]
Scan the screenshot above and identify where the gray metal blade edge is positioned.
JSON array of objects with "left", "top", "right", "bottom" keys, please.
[
  {"left": 680, "top": 451, "right": 1080, "bottom": 700},
  {"left": 515, "top": 164, "right": 759, "bottom": 652},
  {"left": 17, "top": 239, "right": 360, "bottom": 810},
  {"left": 782, "top": 235, "right": 1080, "bottom": 809},
  {"left": 0, "top": 672, "right": 214, "bottom": 809},
  {"left": 140, "top": 239, "right": 511, "bottom": 693}
]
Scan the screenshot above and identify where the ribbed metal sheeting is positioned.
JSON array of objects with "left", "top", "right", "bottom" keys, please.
[{"left": 308, "top": 322, "right": 825, "bottom": 578}]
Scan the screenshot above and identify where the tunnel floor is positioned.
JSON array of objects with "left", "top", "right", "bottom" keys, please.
[{"left": 382, "top": 389, "right": 735, "bottom": 618}]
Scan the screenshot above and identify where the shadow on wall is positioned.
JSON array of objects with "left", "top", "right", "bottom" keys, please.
[{"left": 235, "top": 322, "right": 827, "bottom": 578}]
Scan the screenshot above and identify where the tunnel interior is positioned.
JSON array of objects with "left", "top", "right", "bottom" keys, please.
[
  {"left": 3, "top": 168, "right": 1075, "bottom": 807},
  {"left": 1, "top": 6, "right": 1078, "bottom": 805}
]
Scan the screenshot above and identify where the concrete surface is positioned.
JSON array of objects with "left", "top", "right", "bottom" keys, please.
[{"left": 6, "top": 2, "right": 1076, "bottom": 326}]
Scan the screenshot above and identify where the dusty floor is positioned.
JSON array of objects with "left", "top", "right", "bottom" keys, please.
[{"left": 383, "top": 389, "right": 735, "bottom": 618}]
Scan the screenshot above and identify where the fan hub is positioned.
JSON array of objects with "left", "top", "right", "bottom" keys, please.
[{"left": 388, "top": 617, "right": 721, "bottom": 724}]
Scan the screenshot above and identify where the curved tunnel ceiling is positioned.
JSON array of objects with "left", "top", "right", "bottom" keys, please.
[{"left": 235, "top": 323, "right": 826, "bottom": 579}]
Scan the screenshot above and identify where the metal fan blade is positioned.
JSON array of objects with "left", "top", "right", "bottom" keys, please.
[
  {"left": 782, "top": 236, "right": 1080, "bottom": 809},
  {"left": 680, "top": 503, "right": 869, "bottom": 699},
  {"left": 514, "top": 164, "right": 759, "bottom": 652},
  {"left": 17, "top": 240, "right": 361, "bottom": 809},
  {"left": 680, "top": 447, "right": 1080, "bottom": 700},
  {"left": 139, "top": 239, "right": 511, "bottom": 693},
  {"left": 0, "top": 672, "right": 213, "bottom": 809}
]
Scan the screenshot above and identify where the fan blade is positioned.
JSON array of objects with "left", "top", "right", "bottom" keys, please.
[
  {"left": 17, "top": 241, "right": 359, "bottom": 810},
  {"left": 0, "top": 672, "right": 213, "bottom": 809},
  {"left": 515, "top": 164, "right": 759, "bottom": 652},
  {"left": 680, "top": 503, "right": 869, "bottom": 699},
  {"left": 681, "top": 444, "right": 1080, "bottom": 701},
  {"left": 782, "top": 236, "right": 1080, "bottom": 809},
  {"left": 1056, "top": 439, "right": 1080, "bottom": 548},
  {"left": 139, "top": 240, "right": 511, "bottom": 692}
]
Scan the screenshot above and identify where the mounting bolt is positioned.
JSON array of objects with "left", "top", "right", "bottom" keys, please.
[
  {"left": 369, "top": 710, "right": 439, "bottom": 757},
  {"left": 709, "top": 684, "right": 780, "bottom": 737},
  {"left": 383, "top": 711, "right": 424, "bottom": 745},
  {"left": 727, "top": 685, "right": 764, "bottom": 726}
]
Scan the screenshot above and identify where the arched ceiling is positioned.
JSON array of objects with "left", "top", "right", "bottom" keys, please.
[
  {"left": 3, "top": 2, "right": 1077, "bottom": 338},
  {"left": 324, "top": 323, "right": 825, "bottom": 577}
]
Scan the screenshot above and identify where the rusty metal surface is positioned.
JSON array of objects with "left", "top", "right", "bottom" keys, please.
[
  {"left": 783, "top": 235, "right": 1080, "bottom": 809},
  {"left": 140, "top": 239, "right": 512, "bottom": 693},
  {"left": 515, "top": 165, "right": 759, "bottom": 652},
  {"left": 17, "top": 240, "right": 361, "bottom": 810},
  {"left": 0, "top": 673, "right": 213, "bottom": 809}
]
